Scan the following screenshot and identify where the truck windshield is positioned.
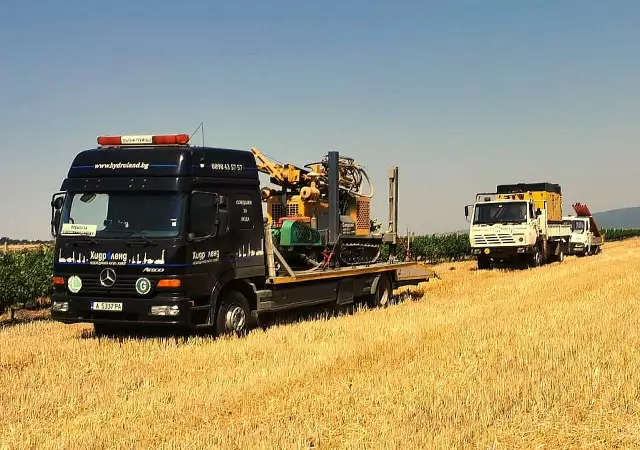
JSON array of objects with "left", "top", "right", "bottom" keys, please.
[
  {"left": 60, "top": 192, "right": 185, "bottom": 238},
  {"left": 473, "top": 202, "right": 527, "bottom": 225},
  {"left": 571, "top": 220, "right": 585, "bottom": 233}
]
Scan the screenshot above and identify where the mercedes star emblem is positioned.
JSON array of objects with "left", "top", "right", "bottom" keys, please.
[{"left": 99, "top": 268, "right": 117, "bottom": 287}]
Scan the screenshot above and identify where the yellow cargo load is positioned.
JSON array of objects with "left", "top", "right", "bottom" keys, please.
[{"left": 496, "top": 182, "right": 563, "bottom": 223}]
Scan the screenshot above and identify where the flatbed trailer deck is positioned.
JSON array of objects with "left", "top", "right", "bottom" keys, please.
[
  {"left": 266, "top": 261, "right": 433, "bottom": 285},
  {"left": 256, "top": 261, "right": 434, "bottom": 313},
  {"left": 254, "top": 219, "right": 434, "bottom": 313}
]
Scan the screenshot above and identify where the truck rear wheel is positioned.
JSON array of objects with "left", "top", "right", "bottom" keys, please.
[
  {"left": 215, "top": 291, "right": 251, "bottom": 337},
  {"left": 367, "top": 273, "right": 392, "bottom": 308}
]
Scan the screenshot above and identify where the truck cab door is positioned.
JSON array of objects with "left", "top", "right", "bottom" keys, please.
[
  {"left": 188, "top": 190, "right": 230, "bottom": 267},
  {"left": 537, "top": 201, "right": 548, "bottom": 235}
]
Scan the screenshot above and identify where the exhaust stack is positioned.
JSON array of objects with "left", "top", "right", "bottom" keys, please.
[{"left": 327, "top": 150, "right": 340, "bottom": 245}]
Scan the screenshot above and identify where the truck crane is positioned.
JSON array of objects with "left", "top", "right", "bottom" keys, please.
[{"left": 562, "top": 202, "right": 604, "bottom": 256}]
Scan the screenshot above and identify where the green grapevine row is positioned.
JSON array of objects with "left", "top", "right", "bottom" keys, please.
[
  {"left": 2, "top": 229, "right": 640, "bottom": 314},
  {"left": 1, "top": 245, "right": 54, "bottom": 314},
  {"left": 600, "top": 228, "right": 640, "bottom": 241}
]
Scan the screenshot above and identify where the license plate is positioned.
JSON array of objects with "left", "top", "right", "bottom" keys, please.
[{"left": 91, "top": 301, "right": 123, "bottom": 311}]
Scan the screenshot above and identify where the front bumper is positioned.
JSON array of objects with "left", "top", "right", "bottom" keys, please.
[
  {"left": 569, "top": 243, "right": 586, "bottom": 253},
  {"left": 471, "top": 245, "right": 534, "bottom": 258},
  {"left": 50, "top": 292, "right": 193, "bottom": 326}
]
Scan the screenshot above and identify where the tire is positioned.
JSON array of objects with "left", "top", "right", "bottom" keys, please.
[
  {"left": 477, "top": 256, "right": 491, "bottom": 270},
  {"left": 214, "top": 291, "right": 252, "bottom": 337},
  {"left": 530, "top": 247, "right": 542, "bottom": 268},
  {"left": 556, "top": 246, "right": 565, "bottom": 263},
  {"left": 367, "top": 273, "right": 392, "bottom": 308}
]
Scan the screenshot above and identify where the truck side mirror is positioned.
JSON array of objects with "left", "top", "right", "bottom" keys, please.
[
  {"left": 50, "top": 192, "right": 65, "bottom": 237},
  {"left": 51, "top": 196, "right": 64, "bottom": 209},
  {"left": 535, "top": 208, "right": 542, "bottom": 216},
  {"left": 464, "top": 205, "right": 472, "bottom": 223}
]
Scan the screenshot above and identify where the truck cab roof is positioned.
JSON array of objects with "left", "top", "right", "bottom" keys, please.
[
  {"left": 66, "top": 145, "right": 258, "bottom": 180},
  {"left": 474, "top": 193, "right": 532, "bottom": 203},
  {"left": 497, "top": 182, "right": 561, "bottom": 194},
  {"left": 60, "top": 136, "right": 261, "bottom": 192}
]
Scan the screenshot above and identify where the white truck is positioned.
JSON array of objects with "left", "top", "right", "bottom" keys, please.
[
  {"left": 562, "top": 203, "right": 604, "bottom": 256},
  {"left": 465, "top": 182, "right": 572, "bottom": 270}
]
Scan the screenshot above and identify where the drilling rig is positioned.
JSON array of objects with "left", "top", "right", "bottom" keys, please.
[{"left": 252, "top": 147, "right": 396, "bottom": 269}]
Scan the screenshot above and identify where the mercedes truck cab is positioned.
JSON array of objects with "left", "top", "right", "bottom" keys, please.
[{"left": 50, "top": 133, "right": 266, "bottom": 336}]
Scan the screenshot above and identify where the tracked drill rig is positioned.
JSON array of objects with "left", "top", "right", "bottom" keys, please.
[{"left": 252, "top": 147, "right": 397, "bottom": 269}]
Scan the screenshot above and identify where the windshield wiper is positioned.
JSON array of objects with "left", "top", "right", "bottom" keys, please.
[
  {"left": 98, "top": 229, "right": 163, "bottom": 245},
  {"left": 70, "top": 234, "right": 100, "bottom": 245},
  {"left": 101, "top": 229, "right": 136, "bottom": 235},
  {"left": 126, "top": 235, "right": 158, "bottom": 247}
]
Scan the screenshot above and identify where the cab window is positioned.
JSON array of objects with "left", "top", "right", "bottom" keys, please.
[{"left": 190, "top": 192, "right": 229, "bottom": 238}]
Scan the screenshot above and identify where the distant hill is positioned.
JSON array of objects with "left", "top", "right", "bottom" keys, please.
[{"left": 592, "top": 207, "right": 640, "bottom": 229}]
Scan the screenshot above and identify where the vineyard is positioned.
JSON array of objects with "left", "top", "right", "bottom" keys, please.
[{"left": 2, "top": 228, "right": 640, "bottom": 316}]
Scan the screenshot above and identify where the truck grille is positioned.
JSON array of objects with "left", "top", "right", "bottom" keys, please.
[
  {"left": 474, "top": 234, "right": 516, "bottom": 245},
  {"left": 69, "top": 274, "right": 159, "bottom": 297}
]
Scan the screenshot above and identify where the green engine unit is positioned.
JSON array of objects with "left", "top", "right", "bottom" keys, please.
[{"left": 275, "top": 219, "right": 322, "bottom": 247}]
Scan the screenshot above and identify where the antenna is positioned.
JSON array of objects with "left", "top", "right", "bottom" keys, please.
[{"left": 190, "top": 121, "right": 205, "bottom": 146}]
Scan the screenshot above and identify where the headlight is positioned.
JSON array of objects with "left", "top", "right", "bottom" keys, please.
[
  {"left": 52, "top": 301, "right": 69, "bottom": 312},
  {"left": 149, "top": 305, "right": 180, "bottom": 316}
]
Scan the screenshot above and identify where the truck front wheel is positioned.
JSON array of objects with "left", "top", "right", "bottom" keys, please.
[
  {"left": 215, "top": 291, "right": 251, "bottom": 337},
  {"left": 477, "top": 255, "right": 491, "bottom": 270},
  {"left": 555, "top": 245, "right": 565, "bottom": 263},
  {"left": 530, "top": 247, "right": 542, "bottom": 268}
]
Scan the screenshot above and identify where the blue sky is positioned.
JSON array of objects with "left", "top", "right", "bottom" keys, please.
[{"left": 1, "top": 0, "right": 639, "bottom": 239}]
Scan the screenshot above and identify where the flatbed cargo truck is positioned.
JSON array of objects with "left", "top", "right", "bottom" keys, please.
[
  {"left": 562, "top": 202, "right": 604, "bottom": 256},
  {"left": 465, "top": 182, "right": 571, "bottom": 269},
  {"left": 49, "top": 133, "right": 432, "bottom": 336}
]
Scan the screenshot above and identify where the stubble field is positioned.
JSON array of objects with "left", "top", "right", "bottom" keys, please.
[{"left": 2, "top": 239, "right": 640, "bottom": 449}]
